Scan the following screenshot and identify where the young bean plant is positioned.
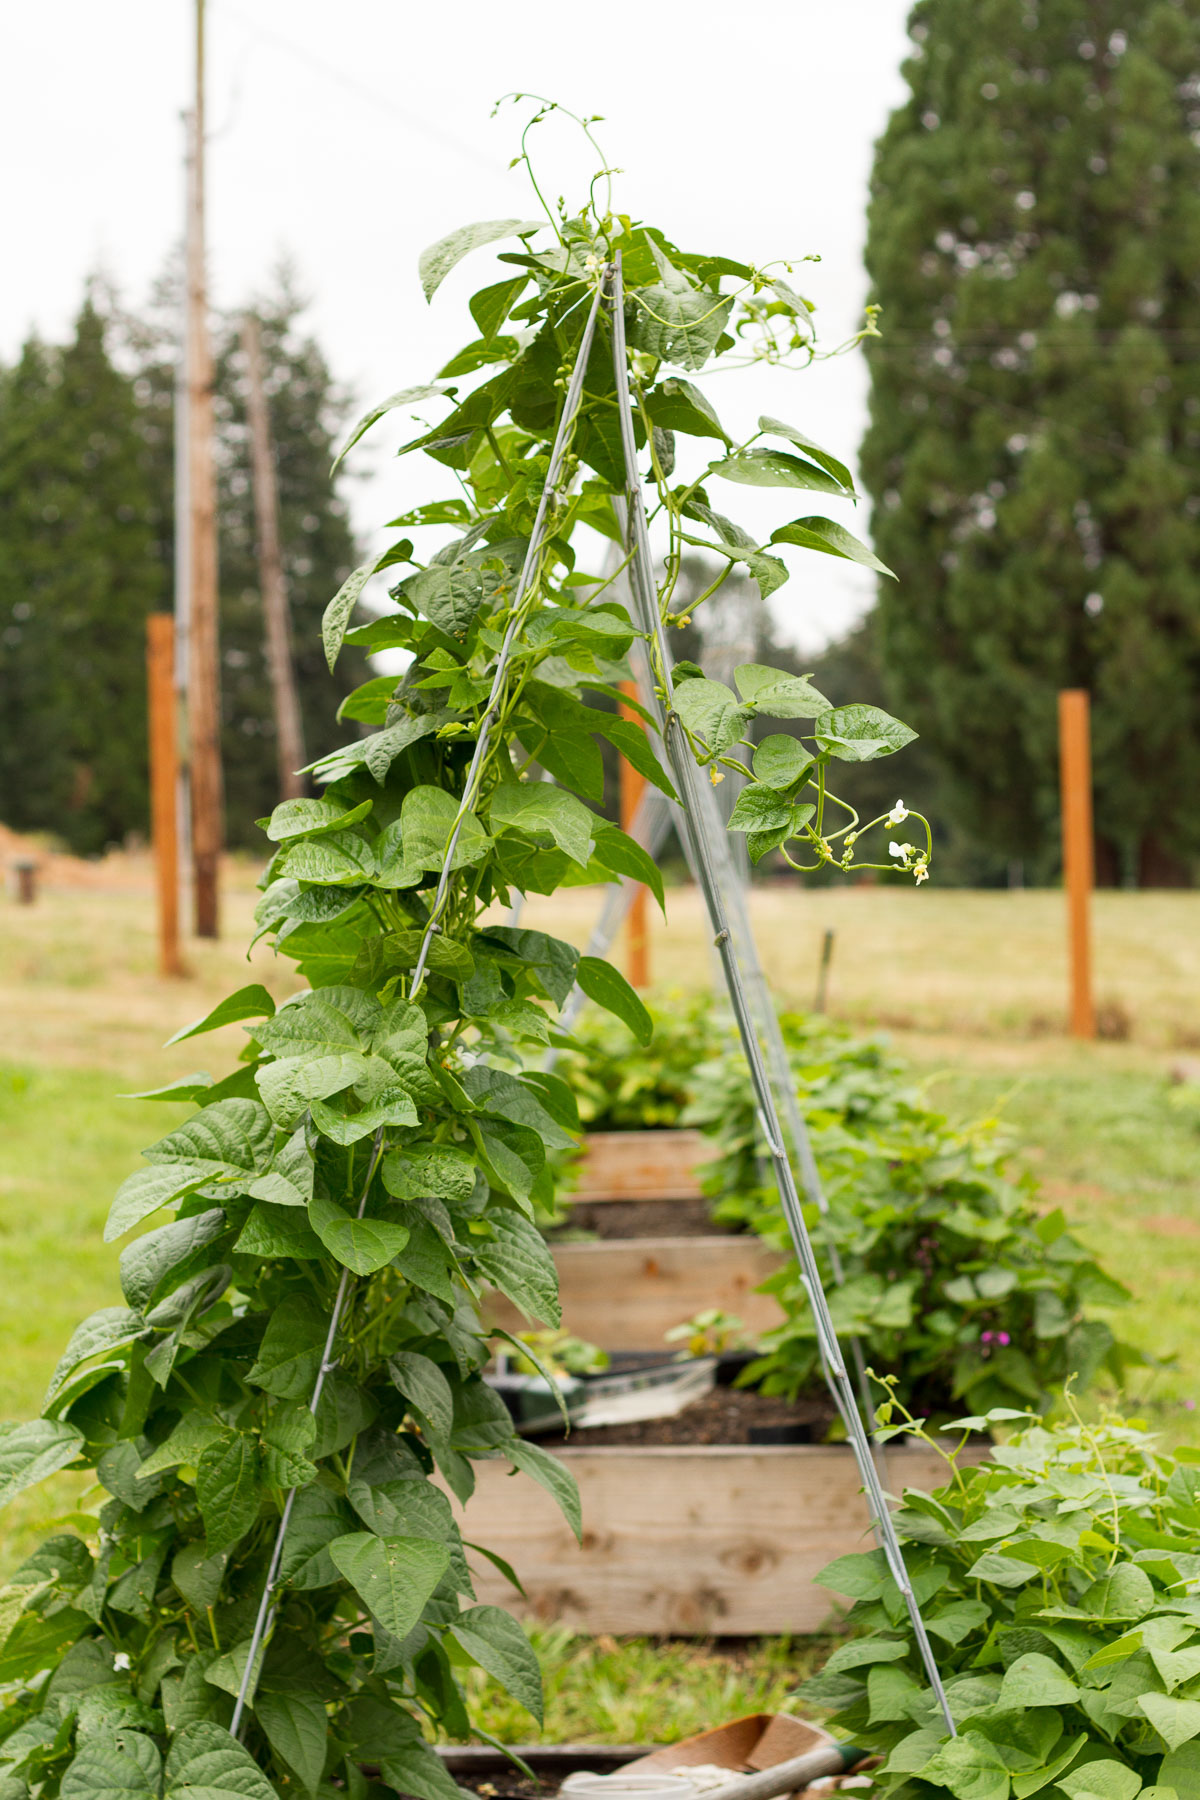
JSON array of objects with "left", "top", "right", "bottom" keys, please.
[
  {"left": 0, "top": 105, "right": 925, "bottom": 1796},
  {"left": 805, "top": 1394, "right": 1200, "bottom": 1800},
  {"left": 685, "top": 1012, "right": 1137, "bottom": 1423}
]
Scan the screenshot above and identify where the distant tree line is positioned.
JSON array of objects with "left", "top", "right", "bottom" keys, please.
[
  {"left": 0, "top": 272, "right": 364, "bottom": 856},
  {"left": 11, "top": 0, "right": 1200, "bottom": 904}
]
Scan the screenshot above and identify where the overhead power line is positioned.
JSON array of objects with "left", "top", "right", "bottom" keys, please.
[{"left": 211, "top": 1, "right": 508, "bottom": 178}]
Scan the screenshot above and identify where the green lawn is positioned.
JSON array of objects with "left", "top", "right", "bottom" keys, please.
[
  {"left": 0, "top": 1065, "right": 188, "bottom": 1418},
  {"left": 465, "top": 1630, "right": 832, "bottom": 1744},
  {"left": 0, "top": 1066, "right": 190, "bottom": 1569}
]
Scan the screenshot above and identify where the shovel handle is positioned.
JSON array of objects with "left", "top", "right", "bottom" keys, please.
[{"left": 692, "top": 1742, "right": 862, "bottom": 1800}]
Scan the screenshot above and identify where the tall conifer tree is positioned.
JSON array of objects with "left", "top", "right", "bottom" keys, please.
[
  {"left": 0, "top": 279, "right": 364, "bottom": 854},
  {"left": 862, "top": 0, "right": 1200, "bottom": 883},
  {"left": 0, "top": 300, "right": 160, "bottom": 854}
]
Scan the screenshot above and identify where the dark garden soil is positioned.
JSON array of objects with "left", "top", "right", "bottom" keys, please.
[
  {"left": 539, "top": 1384, "right": 837, "bottom": 1448},
  {"left": 373, "top": 1774, "right": 558, "bottom": 1800},
  {"left": 557, "top": 1198, "right": 731, "bottom": 1239},
  {"left": 457, "top": 1778, "right": 554, "bottom": 1800},
  {"left": 439, "top": 1745, "right": 646, "bottom": 1800}
]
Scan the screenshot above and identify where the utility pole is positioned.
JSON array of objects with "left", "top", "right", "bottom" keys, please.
[
  {"left": 147, "top": 616, "right": 184, "bottom": 977},
  {"left": 241, "top": 312, "right": 306, "bottom": 799},
  {"left": 174, "top": 129, "right": 192, "bottom": 934},
  {"left": 186, "top": 0, "right": 223, "bottom": 937},
  {"left": 1058, "top": 690, "right": 1096, "bottom": 1039}
]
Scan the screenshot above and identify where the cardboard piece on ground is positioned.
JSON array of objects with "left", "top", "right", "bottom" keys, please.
[{"left": 630, "top": 1712, "right": 851, "bottom": 1799}]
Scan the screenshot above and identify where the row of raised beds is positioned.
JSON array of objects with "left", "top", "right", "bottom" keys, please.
[{"left": 466, "top": 995, "right": 1137, "bottom": 1632}]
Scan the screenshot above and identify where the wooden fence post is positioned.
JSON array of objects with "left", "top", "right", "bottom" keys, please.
[
  {"left": 147, "top": 614, "right": 185, "bottom": 977},
  {"left": 1058, "top": 689, "right": 1095, "bottom": 1039},
  {"left": 11, "top": 860, "right": 37, "bottom": 904},
  {"left": 813, "top": 928, "right": 835, "bottom": 1014},
  {"left": 619, "top": 681, "right": 649, "bottom": 988}
]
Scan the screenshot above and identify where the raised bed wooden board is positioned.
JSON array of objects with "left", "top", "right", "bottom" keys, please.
[
  {"left": 450, "top": 1442, "right": 959, "bottom": 1634},
  {"left": 573, "top": 1130, "right": 711, "bottom": 1202},
  {"left": 486, "top": 1236, "right": 786, "bottom": 1346}
]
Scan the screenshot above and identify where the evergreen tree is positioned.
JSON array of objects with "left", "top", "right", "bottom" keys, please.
[
  {"left": 0, "top": 275, "right": 364, "bottom": 856},
  {"left": 861, "top": 0, "right": 1200, "bottom": 884},
  {"left": 0, "top": 300, "right": 160, "bottom": 854},
  {"left": 213, "top": 275, "right": 365, "bottom": 842}
]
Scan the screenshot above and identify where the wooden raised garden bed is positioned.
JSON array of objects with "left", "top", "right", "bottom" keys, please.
[
  {"left": 571, "top": 1129, "right": 710, "bottom": 1202},
  {"left": 487, "top": 1236, "right": 787, "bottom": 1347},
  {"left": 498, "top": 1127, "right": 788, "bottom": 1346},
  {"left": 451, "top": 1441, "right": 959, "bottom": 1634},
  {"left": 478, "top": 1129, "right": 951, "bottom": 1634}
]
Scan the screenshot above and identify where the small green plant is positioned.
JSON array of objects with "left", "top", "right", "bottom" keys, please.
[
  {"left": 549, "top": 990, "right": 726, "bottom": 1133},
  {"left": 686, "top": 1013, "right": 1138, "bottom": 1422},
  {"left": 540, "top": 991, "right": 729, "bottom": 1218},
  {"left": 664, "top": 1309, "right": 752, "bottom": 1360},
  {"left": 805, "top": 1393, "right": 1200, "bottom": 1800},
  {"left": 508, "top": 1330, "right": 609, "bottom": 1380}
]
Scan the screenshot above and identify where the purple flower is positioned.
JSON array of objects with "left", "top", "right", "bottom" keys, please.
[
  {"left": 1186, "top": 1399, "right": 1196, "bottom": 1412},
  {"left": 997, "top": 1332, "right": 1011, "bottom": 1346}
]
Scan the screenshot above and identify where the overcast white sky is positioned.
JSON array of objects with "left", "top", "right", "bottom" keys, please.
[{"left": 1, "top": 0, "right": 913, "bottom": 652}]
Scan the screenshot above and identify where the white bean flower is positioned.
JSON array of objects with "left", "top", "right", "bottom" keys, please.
[
  {"left": 886, "top": 799, "right": 909, "bottom": 827},
  {"left": 113, "top": 1652, "right": 132, "bottom": 1672},
  {"left": 889, "top": 840, "right": 916, "bottom": 863},
  {"left": 913, "top": 859, "right": 929, "bottom": 884}
]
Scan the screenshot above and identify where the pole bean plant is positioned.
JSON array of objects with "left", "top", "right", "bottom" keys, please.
[
  {"left": 0, "top": 104, "right": 925, "bottom": 1795},
  {"left": 685, "top": 1012, "right": 1138, "bottom": 1424},
  {"left": 547, "top": 994, "right": 1137, "bottom": 1426},
  {"left": 805, "top": 1394, "right": 1200, "bottom": 1800}
]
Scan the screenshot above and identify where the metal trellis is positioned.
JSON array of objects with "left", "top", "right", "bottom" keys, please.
[
  {"left": 228, "top": 262, "right": 952, "bottom": 1740},
  {"left": 606, "top": 254, "right": 953, "bottom": 1731}
]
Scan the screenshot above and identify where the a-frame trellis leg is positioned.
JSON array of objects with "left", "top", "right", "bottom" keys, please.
[
  {"left": 606, "top": 255, "right": 954, "bottom": 1733},
  {"left": 622, "top": 622, "right": 890, "bottom": 1461}
]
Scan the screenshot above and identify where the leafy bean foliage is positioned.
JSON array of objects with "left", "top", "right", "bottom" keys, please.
[
  {"left": 547, "top": 990, "right": 723, "bottom": 1133},
  {"left": 806, "top": 1410, "right": 1200, "bottom": 1800},
  {"left": 0, "top": 109, "right": 922, "bottom": 1794},
  {"left": 541, "top": 995, "right": 1134, "bottom": 1424},
  {"left": 684, "top": 1012, "right": 1137, "bottom": 1422}
]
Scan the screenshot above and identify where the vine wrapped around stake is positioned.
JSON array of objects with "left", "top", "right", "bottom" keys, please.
[{"left": 0, "top": 107, "right": 932, "bottom": 1794}]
